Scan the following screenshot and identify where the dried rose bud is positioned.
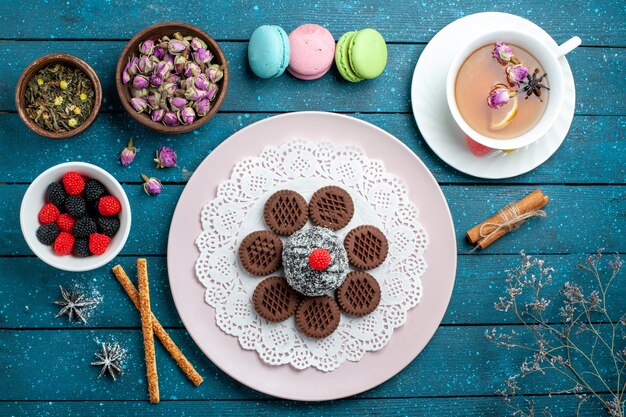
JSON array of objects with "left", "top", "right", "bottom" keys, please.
[
  {"left": 130, "top": 97, "right": 148, "bottom": 113},
  {"left": 146, "top": 92, "right": 161, "bottom": 109},
  {"left": 487, "top": 83, "right": 514, "bottom": 109},
  {"left": 166, "top": 73, "right": 180, "bottom": 84},
  {"left": 184, "top": 87, "right": 207, "bottom": 101},
  {"left": 194, "top": 74, "right": 210, "bottom": 90},
  {"left": 190, "top": 36, "right": 207, "bottom": 51},
  {"left": 206, "top": 64, "right": 224, "bottom": 83},
  {"left": 180, "top": 107, "right": 196, "bottom": 125},
  {"left": 128, "top": 57, "right": 139, "bottom": 76},
  {"left": 139, "top": 39, "right": 155, "bottom": 55},
  {"left": 138, "top": 56, "right": 154, "bottom": 74},
  {"left": 206, "top": 83, "right": 218, "bottom": 101},
  {"left": 163, "top": 53, "right": 175, "bottom": 70},
  {"left": 174, "top": 55, "right": 187, "bottom": 75},
  {"left": 168, "top": 40, "right": 187, "bottom": 54},
  {"left": 194, "top": 98, "right": 211, "bottom": 116},
  {"left": 192, "top": 48, "right": 213, "bottom": 66},
  {"left": 506, "top": 64, "right": 529, "bottom": 86},
  {"left": 150, "top": 73, "right": 164, "bottom": 87},
  {"left": 492, "top": 42, "right": 516, "bottom": 65},
  {"left": 163, "top": 111, "right": 179, "bottom": 126},
  {"left": 151, "top": 109, "right": 165, "bottom": 122},
  {"left": 119, "top": 137, "right": 137, "bottom": 166},
  {"left": 169, "top": 97, "right": 187, "bottom": 111},
  {"left": 133, "top": 75, "right": 149, "bottom": 90},
  {"left": 154, "top": 146, "right": 177, "bottom": 168},
  {"left": 154, "top": 46, "right": 166, "bottom": 59},
  {"left": 184, "top": 62, "right": 201, "bottom": 78},
  {"left": 141, "top": 174, "right": 162, "bottom": 195},
  {"left": 131, "top": 87, "right": 148, "bottom": 98}
]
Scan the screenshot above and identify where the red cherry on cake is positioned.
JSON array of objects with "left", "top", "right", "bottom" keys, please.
[{"left": 308, "top": 248, "right": 331, "bottom": 271}]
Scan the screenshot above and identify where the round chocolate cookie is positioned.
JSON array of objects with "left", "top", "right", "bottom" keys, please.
[
  {"left": 264, "top": 189, "right": 308, "bottom": 236},
  {"left": 344, "top": 225, "right": 389, "bottom": 269},
  {"left": 282, "top": 226, "right": 349, "bottom": 296},
  {"left": 295, "top": 295, "right": 341, "bottom": 339},
  {"left": 253, "top": 276, "right": 300, "bottom": 322},
  {"left": 309, "top": 186, "right": 354, "bottom": 231},
  {"left": 238, "top": 230, "right": 283, "bottom": 276},
  {"left": 336, "top": 271, "right": 381, "bottom": 317}
]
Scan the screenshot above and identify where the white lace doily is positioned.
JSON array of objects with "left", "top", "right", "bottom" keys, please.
[{"left": 195, "top": 140, "right": 429, "bottom": 372}]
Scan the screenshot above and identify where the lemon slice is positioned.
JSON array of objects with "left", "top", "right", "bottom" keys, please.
[{"left": 489, "top": 96, "right": 518, "bottom": 131}]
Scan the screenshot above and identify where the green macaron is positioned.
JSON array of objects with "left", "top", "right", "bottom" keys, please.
[
  {"left": 335, "top": 31, "right": 364, "bottom": 83},
  {"left": 348, "top": 28, "right": 387, "bottom": 80}
]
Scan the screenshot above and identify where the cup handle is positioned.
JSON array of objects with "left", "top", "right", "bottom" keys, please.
[{"left": 555, "top": 36, "right": 582, "bottom": 58}]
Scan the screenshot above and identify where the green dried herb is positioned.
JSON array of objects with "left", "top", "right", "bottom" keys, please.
[{"left": 24, "top": 63, "right": 95, "bottom": 133}]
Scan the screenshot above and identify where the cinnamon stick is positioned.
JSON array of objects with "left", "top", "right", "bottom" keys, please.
[
  {"left": 137, "top": 258, "right": 160, "bottom": 403},
  {"left": 112, "top": 265, "right": 203, "bottom": 386},
  {"left": 466, "top": 189, "right": 549, "bottom": 250}
]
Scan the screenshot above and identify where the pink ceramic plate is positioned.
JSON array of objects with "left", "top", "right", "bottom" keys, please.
[{"left": 167, "top": 112, "right": 456, "bottom": 400}]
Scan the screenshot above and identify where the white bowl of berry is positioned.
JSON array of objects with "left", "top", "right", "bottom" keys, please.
[{"left": 20, "top": 162, "right": 131, "bottom": 272}]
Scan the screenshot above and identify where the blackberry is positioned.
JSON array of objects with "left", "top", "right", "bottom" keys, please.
[
  {"left": 97, "top": 216, "right": 120, "bottom": 237},
  {"left": 65, "top": 196, "right": 87, "bottom": 218},
  {"left": 84, "top": 179, "right": 106, "bottom": 202},
  {"left": 73, "top": 238, "right": 92, "bottom": 257},
  {"left": 36, "top": 223, "right": 59, "bottom": 245},
  {"left": 46, "top": 182, "right": 67, "bottom": 206},
  {"left": 73, "top": 217, "right": 97, "bottom": 238}
]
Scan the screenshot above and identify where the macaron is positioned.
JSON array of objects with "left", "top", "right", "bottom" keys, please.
[
  {"left": 248, "top": 25, "right": 290, "bottom": 79},
  {"left": 288, "top": 24, "right": 335, "bottom": 80},
  {"left": 335, "top": 28, "right": 387, "bottom": 82}
]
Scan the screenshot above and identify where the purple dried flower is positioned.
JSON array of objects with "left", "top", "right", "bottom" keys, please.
[
  {"left": 139, "top": 39, "right": 155, "bottom": 55},
  {"left": 206, "top": 64, "right": 224, "bottom": 83},
  {"left": 174, "top": 55, "right": 187, "bottom": 75},
  {"left": 138, "top": 56, "right": 153, "bottom": 74},
  {"left": 162, "top": 82, "right": 178, "bottom": 97},
  {"left": 151, "top": 108, "right": 165, "bottom": 122},
  {"left": 154, "top": 146, "right": 177, "bottom": 168},
  {"left": 506, "top": 64, "right": 529, "bottom": 86},
  {"left": 180, "top": 107, "right": 196, "bottom": 125},
  {"left": 155, "top": 61, "right": 170, "bottom": 78},
  {"left": 149, "top": 73, "right": 164, "bottom": 87},
  {"left": 162, "top": 53, "right": 175, "bottom": 70},
  {"left": 119, "top": 137, "right": 137, "bottom": 166},
  {"left": 194, "top": 98, "right": 211, "bottom": 116},
  {"left": 166, "top": 73, "right": 180, "bottom": 84},
  {"left": 206, "top": 83, "right": 218, "bottom": 101},
  {"left": 127, "top": 57, "right": 139, "bottom": 76},
  {"left": 183, "top": 62, "right": 201, "bottom": 78},
  {"left": 493, "top": 42, "right": 515, "bottom": 65},
  {"left": 141, "top": 174, "right": 162, "bottom": 195},
  {"left": 487, "top": 84, "right": 512, "bottom": 109},
  {"left": 131, "top": 87, "right": 148, "bottom": 98},
  {"left": 130, "top": 97, "right": 148, "bottom": 113},
  {"left": 190, "top": 37, "right": 207, "bottom": 51},
  {"left": 184, "top": 87, "right": 207, "bottom": 101},
  {"left": 146, "top": 92, "right": 161, "bottom": 109},
  {"left": 133, "top": 75, "right": 149, "bottom": 90},
  {"left": 162, "top": 111, "right": 179, "bottom": 127},
  {"left": 168, "top": 40, "right": 187, "bottom": 54},
  {"left": 192, "top": 48, "right": 213, "bottom": 66},
  {"left": 194, "top": 74, "right": 210, "bottom": 90},
  {"left": 154, "top": 46, "right": 166, "bottom": 59},
  {"left": 169, "top": 97, "right": 187, "bottom": 111}
]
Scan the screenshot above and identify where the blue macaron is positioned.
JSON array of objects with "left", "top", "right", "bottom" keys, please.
[{"left": 248, "top": 25, "right": 290, "bottom": 79}]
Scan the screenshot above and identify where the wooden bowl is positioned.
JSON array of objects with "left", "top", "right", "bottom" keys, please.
[
  {"left": 116, "top": 22, "right": 229, "bottom": 134},
  {"left": 15, "top": 53, "right": 102, "bottom": 139}
]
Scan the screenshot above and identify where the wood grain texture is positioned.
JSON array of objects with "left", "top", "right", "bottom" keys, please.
[
  {"left": 2, "top": 42, "right": 624, "bottom": 115},
  {"left": 1, "top": 113, "right": 624, "bottom": 185}
]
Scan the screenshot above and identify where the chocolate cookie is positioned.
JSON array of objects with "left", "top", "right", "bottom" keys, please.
[
  {"left": 253, "top": 276, "right": 300, "bottom": 322},
  {"left": 264, "top": 190, "right": 308, "bottom": 236},
  {"left": 344, "top": 225, "right": 388, "bottom": 269},
  {"left": 295, "top": 295, "right": 341, "bottom": 339},
  {"left": 239, "top": 230, "right": 283, "bottom": 276},
  {"left": 337, "top": 271, "right": 381, "bottom": 317},
  {"left": 309, "top": 186, "right": 354, "bottom": 231}
]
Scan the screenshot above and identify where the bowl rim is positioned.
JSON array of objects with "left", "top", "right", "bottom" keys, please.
[
  {"left": 20, "top": 162, "right": 132, "bottom": 272},
  {"left": 115, "top": 21, "right": 230, "bottom": 134},
  {"left": 15, "top": 53, "right": 103, "bottom": 139}
]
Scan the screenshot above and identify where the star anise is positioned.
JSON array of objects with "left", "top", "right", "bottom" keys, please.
[
  {"left": 522, "top": 68, "right": 550, "bottom": 101},
  {"left": 54, "top": 285, "right": 96, "bottom": 323},
  {"left": 91, "top": 342, "right": 124, "bottom": 380}
]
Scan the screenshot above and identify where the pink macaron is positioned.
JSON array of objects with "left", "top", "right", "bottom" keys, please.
[{"left": 288, "top": 24, "right": 335, "bottom": 80}]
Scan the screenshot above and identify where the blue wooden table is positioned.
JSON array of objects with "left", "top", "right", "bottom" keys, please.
[{"left": 1, "top": 1, "right": 625, "bottom": 416}]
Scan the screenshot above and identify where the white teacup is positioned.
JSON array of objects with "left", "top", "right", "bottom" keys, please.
[{"left": 446, "top": 29, "right": 581, "bottom": 150}]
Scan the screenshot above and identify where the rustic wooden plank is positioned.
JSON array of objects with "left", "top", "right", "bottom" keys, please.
[
  {"left": 1, "top": 254, "right": 622, "bottom": 329},
  {"left": 2, "top": 184, "right": 624, "bottom": 256},
  {"left": 0, "top": 396, "right": 606, "bottom": 417},
  {"left": 0, "top": 325, "right": 617, "bottom": 400},
  {"left": 3, "top": 42, "right": 623, "bottom": 115},
  {"left": 2, "top": 113, "right": 624, "bottom": 185},
  {"left": 0, "top": 0, "right": 623, "bottom": 47}
]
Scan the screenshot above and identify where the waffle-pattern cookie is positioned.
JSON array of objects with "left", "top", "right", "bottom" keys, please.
[
  {"left": 253, "top": 276, "right": 300, "bottom": 322},
  {"left": 238, "top": 230, "right": 283, "bottom": 276},
  {"left": 309, "top": 186, "right": 354, "bottom": 231},
  {"left": 343, "top": 225, "right": 388, "bottom": 269},
  {"left": 336, "top": 271, "right": 381, "bottom": 317},
  {"left": 264, "top": 190, "right": 308, "bottom": 236},
  {"left": 295, "top": 295, "right": 341, "bottom": 339}
]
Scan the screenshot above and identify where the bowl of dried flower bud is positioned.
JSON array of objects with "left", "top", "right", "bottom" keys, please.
[
  {"left": 15, "top": 53, "right": 102, "bottom": 139},
  {"left": 116, "top": 22, "right": 229, "bottom": 134}
]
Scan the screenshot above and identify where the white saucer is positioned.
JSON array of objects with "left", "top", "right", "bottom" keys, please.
[{"left": 411, "top": 12, "right": 576, "bottom": 179}]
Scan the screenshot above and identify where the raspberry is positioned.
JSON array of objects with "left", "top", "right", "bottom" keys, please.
[
  {"left": 62, "top": 172, "right": 85, "bottom": 195},
  {"left": 84, "top": 179, "right": 106, "bottom": 202},
  {"left": 73, "top": 217, "right": 97, "bottom": 238},
  {"left": 38, "top": 203, "right": 60, "bottom": 224},
  {"left": 89, "top": 233, "right": 111, "bottom": 255},
  {"left": 46, "top": 182, "right": 67, "bottom": 206},
  {"left": 97, "top": 216, "right": 120, "bottom": 237},
  {"left": 36, "top": 223, "right": 59, "bottom": 245},
  {"left": 308, "top": 248, "right": 332, "bottom": 271},
  {"left": 53, "top": 232, "right": 75, "bottom": 255},
  {"left": 65, "top": 196, "right": 87, "bottom": 218},
  {"left": 465, "top": 136, "right": 493, "bottom": 157},
  {"left": 56, "top": 213, "right": 76, "bottom": 233},
  {"left": 98, "top": 196, "right": 122, "bottom": 216},
  {"left": 73, "top": 238, "right": 92, "bottom": 257}
]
